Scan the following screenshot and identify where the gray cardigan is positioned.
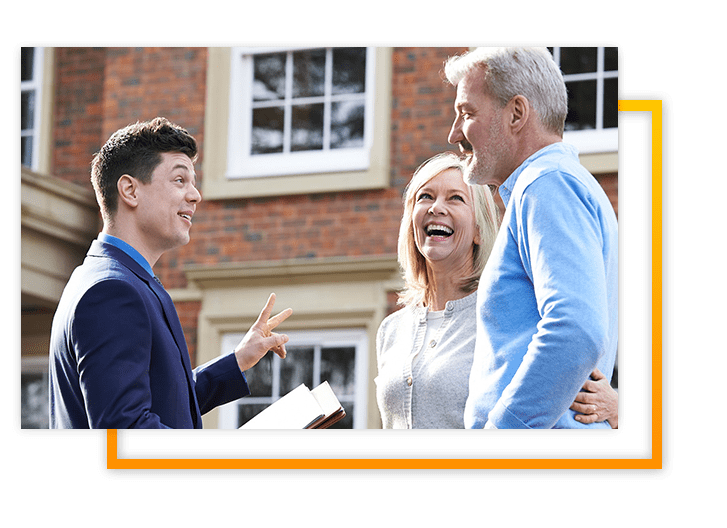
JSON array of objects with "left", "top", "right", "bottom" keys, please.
[{"left": 375, "top": 292, "right": 477, "bottom": 428}]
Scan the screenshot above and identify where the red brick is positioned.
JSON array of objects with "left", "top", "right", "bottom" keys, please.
[{"left": 49, "top": 46, "right": 618, "bottom": 366}]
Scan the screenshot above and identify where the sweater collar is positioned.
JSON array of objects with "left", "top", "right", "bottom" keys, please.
[
  {"left": 415, "top": 290, "right": 477, "bottom": 320},
  {"left": 499, "top": 141, "right": 578, "bottom": 206}
]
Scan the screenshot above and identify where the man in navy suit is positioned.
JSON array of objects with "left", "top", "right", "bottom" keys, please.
[{"left": 49, "top": 117, "right": 292, "bottom": 428}]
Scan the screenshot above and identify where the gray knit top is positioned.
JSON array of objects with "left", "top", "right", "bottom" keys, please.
[{"left": 375, "top": 291, "right": 477, "bottom": 429}]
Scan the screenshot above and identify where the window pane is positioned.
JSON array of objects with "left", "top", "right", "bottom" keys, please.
[
  {"left": 279, "top": 346, "right": 314, "bottom": 394},
  {"left": 560, "top": 47, "right": 597, "bottom": 75},
  {"left": 604, "top": 77, "right": 618, "bottom": 129},
  {"left": 332, "top": 48, "right": 366, "bottom": 95},
  {"left": 291, "top": 103, "right": 324, "bottom": 151},
  {"left": 21, "top": 90, "right": 35, "bottom": 131},
  {"left": 604, "top": 47, "right": 618, "bottom": 71},
  {"left": 253, "top": 52, "right": 286, "bottom": 101},
  {"left": 244, "top": 352, "right": 274, "bottom": 396},
  {"left": 22, "top": 136, "right": 33, "bottom": 167},
  {"left": 330, "top": 101, "right": 364, "bottom": 149},
  {"left": 293, "top": 49, "right": 326, "bottom": 98},
  {"left": 320, "top": 346, "right": 356, "bottom": 396},
  {"left": 21, "top": 47, "right": 35, "bottom": 82},
  {"left": 252, "top": 106, "right": 284, "bottom": 154},
  {"left": 21, "top": 372, "right": 48, "bottom": 429},
  {"left": 565, "top": 80, "right": 596, "bottom": 131},
  {"left": 238, "top": 403, "right": 270, "bottom": 425}
]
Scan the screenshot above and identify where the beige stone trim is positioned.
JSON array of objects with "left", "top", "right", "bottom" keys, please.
[
  {"left": 579, "top": 151, "right": 618, "bottom": 174},
  {"left": 21, "top": 168, "right": 99, "bottom": 307},
  {"left": 21, "top": 168, "right": 98, "bottom": 245},
  {"left": 185, "top": 254, "right": 401, "bottom": 288}
]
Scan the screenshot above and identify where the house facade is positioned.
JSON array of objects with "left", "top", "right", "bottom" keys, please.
[{"left": 20, "top": 46, "right": 618, "bottom": 428}]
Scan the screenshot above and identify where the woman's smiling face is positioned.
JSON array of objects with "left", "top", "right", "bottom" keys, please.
[{"left": 412, "top": 167, "right": 480, "bottom": 273}]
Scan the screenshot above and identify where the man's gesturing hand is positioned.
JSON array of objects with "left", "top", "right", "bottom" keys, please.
[{"left": 234, "top": 293, "right": 293, "bottom": 372}]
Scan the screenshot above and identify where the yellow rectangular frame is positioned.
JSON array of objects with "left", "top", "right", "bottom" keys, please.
[{"left": 104, "top": 99, "right": 671, "bottom": 475}]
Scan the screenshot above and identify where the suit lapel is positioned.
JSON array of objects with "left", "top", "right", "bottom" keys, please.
[
  {"left": 146, "top": 276, "right": 202, "bottom": 427},
  {"left": 90, "top": 240, "right": 190, "bottom": 356},
  {"left": 148, "top": 276, "right": 191, "bottom": 366},
  {"left": 88, "top": 240, "right": 202, "bottom": 427}
]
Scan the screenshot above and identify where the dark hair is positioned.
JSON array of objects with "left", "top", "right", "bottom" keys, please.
[{"left": 90, "top": 117, "right": 198, "bottom": 222}]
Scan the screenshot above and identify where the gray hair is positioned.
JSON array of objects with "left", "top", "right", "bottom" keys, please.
[
  {"left": 397, "top": 152, "right": 500, "bottom": 307},
  {"left": 444, "top": 47, "right": 568, "bottom": 136}
]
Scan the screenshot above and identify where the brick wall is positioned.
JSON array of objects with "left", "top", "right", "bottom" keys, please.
[
  {"left": 175, "top": 300, "right": 202, "bottom": 366},
  {"left": 53, "top": 47, "right": 106, "bottom": 188},
  {"left": 595, "top": 173, "right": 619, "bottom": 218},
  {"left": 48, "top": 46, "right": 619, "bottom": 361},
  {"left": 99, "top": 47, "right": 207, "bottom": 143},
  {"left": 390, "top": 47, "right": 467, "bottom": 186},
  {"left": 158, "top": 47, "right": 474, "bottom": 291},
  {"left": 50, "top": 46, "right": 618, "bottom": 260}
]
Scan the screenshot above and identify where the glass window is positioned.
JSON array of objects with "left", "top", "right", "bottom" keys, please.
[
  {"left": 218, "top": 329, "right": 368, "bottom": 429},
  {"left": 227, "top": 47, "right": 374, "bottom": 178},
  {"left": 21, "top": 372, "right": 48, "bottom": 428},
  {"left": 21, "top": 362, "right": 49, "bottom": 429},
  {"left": 548, "top": 47, "right": 618, "bottom": 154},
  {"left": 21, "top": 47, "right": 44, "bottom": 169}
]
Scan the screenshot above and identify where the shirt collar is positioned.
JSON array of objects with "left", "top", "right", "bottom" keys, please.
[
  {"left": 98, "top": 232, "right": 155, "bottom": 279},
  {"left": 498, "top": 142, "right": 576, "bottom": 207}
]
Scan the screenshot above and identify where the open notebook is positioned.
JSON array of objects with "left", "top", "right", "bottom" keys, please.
[{"left": 239, "top": 381, "right": 346, "bottom": 429}]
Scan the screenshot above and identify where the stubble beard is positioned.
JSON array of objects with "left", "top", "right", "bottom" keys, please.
[
  {"left": 462, "top": 130, "right": 504, "bottom": 188},
  {"left": 462, "top": 133, "right": 509, "bottom": 190},
  {"left": 462, "top": 151, "right": 500, "bottom": 191},
  {"left": 462, "top": 155, "right": 487, "bottom": 187}
]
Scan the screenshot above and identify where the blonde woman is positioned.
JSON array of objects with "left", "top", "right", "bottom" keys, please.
[{"left": 375, "top": 152, "right": 618, "bottom": 428}]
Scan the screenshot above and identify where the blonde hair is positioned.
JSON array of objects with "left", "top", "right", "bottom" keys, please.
[{"left": 397, "top": 152, "right": 500, "bottom": 307}]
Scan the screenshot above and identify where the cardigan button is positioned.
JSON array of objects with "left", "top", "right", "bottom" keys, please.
[{"left": 406, "top": 376, "right": 413, "bottom": 386}]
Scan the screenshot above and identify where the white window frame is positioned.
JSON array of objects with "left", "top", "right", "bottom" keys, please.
[
  {"left": 552, "top": 46, "right": 618, "bottom": 155},
  {"left": 227, "top": 46, "right": 376, "bottom": 179},
  {"left": 21, "top": 47, "right": 44, "bottom": 171},
  {"left": 217, "top": 328, "right": 369, "bottom": 429}
]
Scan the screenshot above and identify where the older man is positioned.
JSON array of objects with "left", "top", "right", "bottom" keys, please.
[{"left": 445, "top": 47, "right": 618, "bottom": 428}]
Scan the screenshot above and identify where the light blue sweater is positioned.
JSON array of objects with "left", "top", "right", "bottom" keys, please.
[{"left": 465, "top": 142, "right": 618, "bottom": 429}]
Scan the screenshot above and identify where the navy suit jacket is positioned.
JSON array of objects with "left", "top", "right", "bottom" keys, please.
[{"left": 49, "top": 239, "right": 250, "bottom": 428}]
